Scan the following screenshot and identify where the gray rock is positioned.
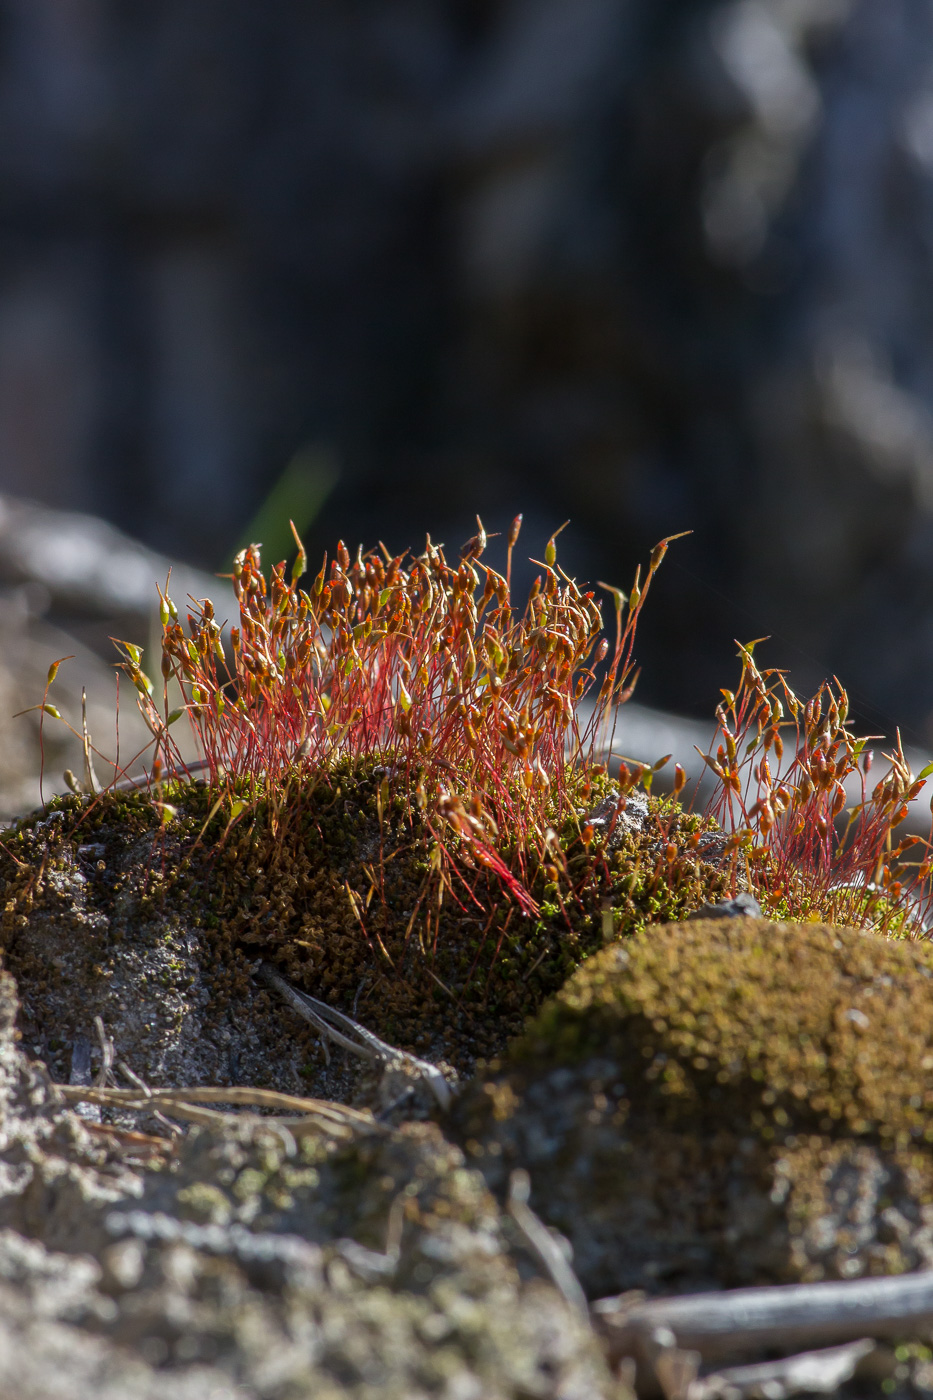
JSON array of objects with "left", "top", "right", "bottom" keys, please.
[
  {"left": 0, "top": 495, "right": 234, "bottom": 635},
  {"left": 0, "top": 960, "right": 616, "bottom": 1398},
  {"left": 451, "top": 920, "right": 933, "bottom": 1300},
  {"left": 686, "top": 892, "right": 763, "bottom": 920}
]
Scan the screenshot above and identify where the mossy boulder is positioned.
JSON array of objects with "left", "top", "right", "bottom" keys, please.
[
  {"left": 452, "top": 917, "right": 933, "bottom": 1297},
  {"left": 0, "top": 776, "right": 728, "bottom": 1093}
]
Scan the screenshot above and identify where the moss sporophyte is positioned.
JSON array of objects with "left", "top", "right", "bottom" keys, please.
[{"left": 7, "top": 516, "right": 933, "bottom": 1063}]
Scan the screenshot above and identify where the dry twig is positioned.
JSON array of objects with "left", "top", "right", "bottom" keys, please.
[
  {"left": 594, "top": 1271, "right": 933, "bottom": 1364},
  {"left": 684, "top": 1338, "right": 875, "bottom": 1400}
]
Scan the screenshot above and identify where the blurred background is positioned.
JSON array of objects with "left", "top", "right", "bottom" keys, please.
[{"left": 1, "top": 0, "right": 933, "bottom": 811}]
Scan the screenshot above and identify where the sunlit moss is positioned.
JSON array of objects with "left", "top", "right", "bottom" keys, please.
[
  {"left": 519, "top": 916, "right": 933, "bottom": 1146},
  {"left": 0, "top": 765, "right": 732, "bottom": 1071}
]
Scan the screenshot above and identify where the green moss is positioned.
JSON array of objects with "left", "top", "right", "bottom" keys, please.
[
  {"left": 0, "top": 763, "right": 733, "bottom": 1073},
  {"left": 519, "top": 916, "right": 933, "bottom": 1148},
  {"left": 445, "top": 916, "right": 933, "bottom": 1293}
]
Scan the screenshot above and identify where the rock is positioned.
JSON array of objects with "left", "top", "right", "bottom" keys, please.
[
  {"left": 686, "top": 891, "right": 763, "bottom": 919},
  {"left": 0, "top": 956, "right": 616, "bottom": 1397},
  {"left": 8, "top": 757, "right": 933, "bottom": 1387},
  {"left": 451, "top": 917, "right": 933, "bottom": 1297},
  {"left": 0, "top": 495, "right": 234, "bottom": 639},
  {"left": 0, "top": 774, "right": 733, "bottom": 1101},
  {"left": 0, "top": 806, "right": 355, "bottom": 1106},
  {"left": 0, "top": 496, "right": 234, "bottom": 820},
  {"left": 0, "top": 593, "right": 165, "bottom": 822},
  {"left": 0, "top": 966, "right": 142, "bottom": 1253}
]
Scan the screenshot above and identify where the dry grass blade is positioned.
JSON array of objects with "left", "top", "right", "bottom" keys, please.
[
  {"left": 507, "top": 1168, "right": 588, "bottom": 1319},
  {"left": 260, "top": 962, "right": 453, "bottom": 1110},
  {"left": 79, "top": 1120, "right": 177, "bottom": 1157},
  {"left": 260, "top": 963, "right": 388, "bottom": 1061},
  {"left": 56, "top": 1082, "right": 386, "bottom": 1140}
]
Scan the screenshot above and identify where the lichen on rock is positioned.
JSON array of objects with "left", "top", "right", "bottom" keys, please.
[{"left": 0, "top": 950, "right": 618, "bottom": 1399}]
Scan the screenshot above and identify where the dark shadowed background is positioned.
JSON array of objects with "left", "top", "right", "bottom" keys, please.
[{"left": 0, "top": 0, "right": 931, "bottom": 744}]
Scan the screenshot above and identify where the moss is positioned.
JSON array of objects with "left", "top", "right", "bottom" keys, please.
[
  {"left": 0, "top": 764, "right": 733, "bottom": 1076},
  {"left": 444, "top": 918, "right": 933, "bottom": 1293},
  {"left": 519, "top": 917, "right": 933, "bottom": 1147}
]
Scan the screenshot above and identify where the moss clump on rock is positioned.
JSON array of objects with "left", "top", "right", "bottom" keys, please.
[
  {"left": 521, "top": 916, "right": 933, "bottom": 1145},
  {"left": 0, "top": 768, "right": 730, "bottom": 1092},
  {"left": 452, "top": 918, "right": 933, "bottom": 1295}
]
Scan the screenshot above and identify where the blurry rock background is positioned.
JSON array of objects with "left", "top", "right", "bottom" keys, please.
[
  {"left": 0, "top": 497, "right": 230, "bottom": 819},
  {"left": 0, "top": 1, "right": 931, "bottom": 743}
]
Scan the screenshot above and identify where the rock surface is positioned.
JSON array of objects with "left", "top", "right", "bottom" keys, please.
[
  {"left": 4, "top": 791, "right": 933, "bottom": 1394},
  {"left": 0, "top": 496, "right": 231, "bottom": 820},
  {"left": 0, "top": 963, "right": 615, "bottom": 1399}
]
